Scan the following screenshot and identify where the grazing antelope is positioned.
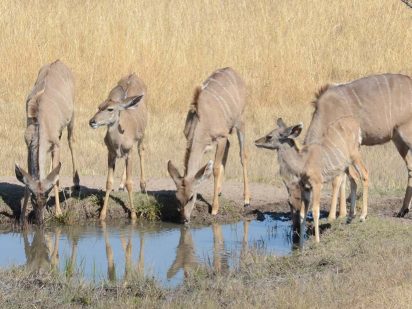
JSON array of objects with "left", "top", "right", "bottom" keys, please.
[
  {"left": 168, "top": 67, "right": 250, "bottom": 223},
  {"left": 255, "top": 118, "right": 368, "bottom": 243},
  {"left": 89, "top": 73, "right": 147, "bottom": 221},
  {"left": 15, "top": 60, "right": 79, "bottom": 225},
  {"left": 304, "top": 75, "right": 412, "bottom": 217}
]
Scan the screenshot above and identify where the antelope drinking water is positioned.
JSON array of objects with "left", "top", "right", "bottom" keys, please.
[
  {"left": 255, "top": 118, "right": 368, "bottom": 243},
  {"left": 15, "top": 60, "right": 79, "bottom": 225},
  {"left": 167, "top": 67, "right": 250, "bottom": 223}
]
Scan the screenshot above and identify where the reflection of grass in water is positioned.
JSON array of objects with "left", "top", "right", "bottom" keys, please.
[
  {"left": 266, "top": 221, "right": 295, "bottom": 247},
  {"left": 91, "top": 260, "right": 97, "bottom": 284},
  {"left": 63, "top": 255, "right": 86, "bottom": 279}
]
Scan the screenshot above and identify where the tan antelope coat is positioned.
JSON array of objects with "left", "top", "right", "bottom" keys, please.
[
  {"left": 255, "top": 118, "right": 368, "bottom": 243},
  {"left": 15, "top": 60, "right": 78, "bottom": 225},
  {"left": 305, "top": 74, "right": 412, "bottom": 217},
  {"left": 168, "top": 67, "right": 250, "bottom": 223},
  {"left": 89, "top": 73, "right": 148, "bottom": 221}
]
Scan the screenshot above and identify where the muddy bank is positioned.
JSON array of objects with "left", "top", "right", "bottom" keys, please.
[
  {"left": 0, "top": 176, "right": 410, "bottom": 228},
  {"left": 0, "top": 176, "right": 290, "bottom": 228}
]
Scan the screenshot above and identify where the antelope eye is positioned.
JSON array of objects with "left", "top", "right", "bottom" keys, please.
[
  {"left": 265, "top": 136, "right": 272, "bottom": 142},
  {"left": 107, "top": 108, "right": 114, "bottom": 112}
]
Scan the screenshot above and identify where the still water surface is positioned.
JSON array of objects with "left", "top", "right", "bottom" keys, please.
[{"left": 0, "top": 215, "right": 293, "bottom": 287}]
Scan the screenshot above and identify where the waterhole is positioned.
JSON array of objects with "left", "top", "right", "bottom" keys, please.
[{"left": 0, "top": 214, "right": 293, "bottom": 287}]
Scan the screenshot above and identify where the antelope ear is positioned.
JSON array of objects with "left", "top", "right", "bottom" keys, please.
[
  {"left": 42, "top": 163, "right": 61, "bottom": 193},
  {"left": 289, "top": 123, "right": 303, "bottom": 138},
  {"left": 194, "top": 160, "right": 213, "bottom": 187},
  {"left": 282, "top": 123, "right": 303, "bottom": 139},
  {"left": 15, "top": 164, "right": 32, "bottom": 186},
  {"left": 277, "top": 118, "right": 287, "bottom": 128},
  {"left": 15, "top": 164, "right": 37, "bottom": 194},
  {"left": 167, "top": 161, "right": 182, "bottom": 187},
  {"left": 120, "top": 95, "right": 143, "bottom": 110}
]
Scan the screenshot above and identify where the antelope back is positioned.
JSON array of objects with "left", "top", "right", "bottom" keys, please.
[
  {"left": 26, "top": 60, "right": 74, "bottom": 129},
  {"left": 305, "top": 74, "right": 412, "bottom": 146},
  {"left": 195, "top": 67, "right": 246, "bottom": 134}
]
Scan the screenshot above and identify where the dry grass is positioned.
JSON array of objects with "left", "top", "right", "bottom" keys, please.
[{"left": 0, "top": 0, "right": 411, "bottom": 194}]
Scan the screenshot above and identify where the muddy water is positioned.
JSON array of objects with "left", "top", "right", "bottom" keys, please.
[{"left": 0, "top": 215, "right": 293, "bottom": 287}]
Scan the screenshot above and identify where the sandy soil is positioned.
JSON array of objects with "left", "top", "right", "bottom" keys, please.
[{"left": 0, "top": 175, "right": 410, "bottom": 227}]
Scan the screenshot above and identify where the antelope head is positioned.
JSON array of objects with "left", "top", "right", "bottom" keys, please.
[
  {"left": 15, "top": 163, "right": 61, "bottom": 225},
  {"left": 254, "top": 118, "right": 303, "bottom": 150},
  {"left": 255, "top": 118, "right": 304, "bottom": 228},
  {"left": 89, "top": 95, "right": 143, "bottom": 129},
  {"left": 167, "top": 160, "right": 213, "bottom": 224}
]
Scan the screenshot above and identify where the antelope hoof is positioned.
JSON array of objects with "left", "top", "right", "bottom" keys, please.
[
  {"left": 244, "top": 203, "right": 250, "bottom": 208},
  {"left": 338, "top": 212, "right": 347, "bottom": 219},
  {"left": 397, "top": 208, "right": 409, "bottom": 217},
  {"left": 218, "top": 192, "right": 222, "bottom": 197},
  {"left": 130, "top": 211, "right": 137, "bottom": 221},
  {"left": 99, "top": 212, "right": 107, "bottom": 221},
  {"left": 360, "top": 216, "right": 366, "bottom": 222},
  {"left": 118, "top": 185, "right": 125, "bottom": 192},
  {"left": 211, "top": 209, "right": 218, "bottom": 215},
  {"left": 327, "top": 215, "right": 336, "bottom": 222}
]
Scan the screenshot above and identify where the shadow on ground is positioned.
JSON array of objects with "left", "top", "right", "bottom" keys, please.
[{"left": 0, "top": 180, "right": 353, "bottom": 234}]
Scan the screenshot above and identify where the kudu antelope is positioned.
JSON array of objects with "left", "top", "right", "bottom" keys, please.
[
  {"left": 255, "top": 118, "right": 368, "bottom": 243},
  {"left": 89, "top": 73, "right": 147, "bottom": 221},
  {"left": 304, "top": 75, "right": 412, "bottom": 217},
  {"left": 168, "top": 67, "right": 250, "bottom": 223},
  {"left": 15, "top": 60, "right": 79, "bottom": 225},
  {"left": 255, "top": 124, "right": 349, "bottom": 227}
]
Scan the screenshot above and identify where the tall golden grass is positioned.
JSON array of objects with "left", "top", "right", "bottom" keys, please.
[{"left": 0, "top": 0, "right": 411, "bottom": 193}]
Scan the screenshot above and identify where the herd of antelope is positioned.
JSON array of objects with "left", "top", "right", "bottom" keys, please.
[{"left": 13, "top": 59, "right": 412, "bottom": 243}]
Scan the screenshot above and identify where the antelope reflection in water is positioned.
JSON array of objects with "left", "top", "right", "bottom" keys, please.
[
  {"left": 23, "top": 227, "right": 61, "bottom": 273},
  {"left": 101, "top": 223, "right": 144, "bottom": 283},
  {"left": 167, "top": 221, "right": 250, "bottom": 280},
  {"left": 23, "top": 227, "right": 80, "bottom": 276},
  {"left": 167, "top": 227, "right": 199, "bottom": 279}
]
